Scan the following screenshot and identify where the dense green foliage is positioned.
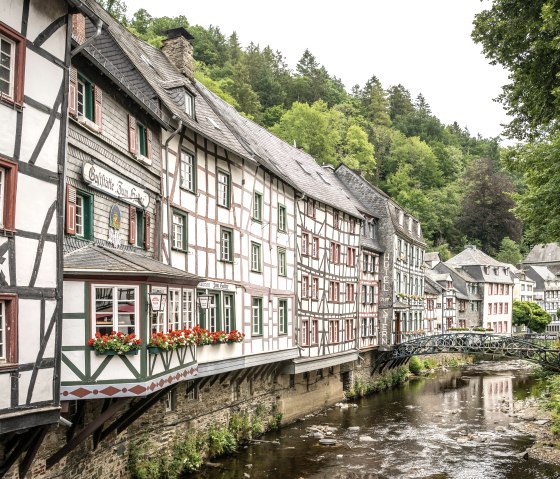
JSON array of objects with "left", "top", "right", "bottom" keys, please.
[
  {"left": 473, "top": 1, "right": 560, "bottom": 244},
  {"left": 102, "top": 1, "right": 529, "bottom": 255},
  {"left": 512, "top": 300, "right": 552, "bottom": 333}
]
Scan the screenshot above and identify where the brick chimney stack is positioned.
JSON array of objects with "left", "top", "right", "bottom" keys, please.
[
  {"left": 161, "top": 28, "right": 195, "bottom": 80},
  {"left": 72, "top": 13, "right": 86, "bottom": 44}
]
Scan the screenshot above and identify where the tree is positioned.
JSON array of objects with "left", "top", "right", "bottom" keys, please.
[
  {"left": 340, "top": 124, "right": 376, "bottom": 177},
  {"left": 457, "top": 157, "right": 521, "bottom": 254},
  {"left": 495, "top": 237, "right": 523, "bottom": 265},
  {"left": 512, "top": 300, "right": 551, "bottom": 333},
  {"left": 387, "top": 84, "right": 415, "bottom": 121},
  {"left": 96, "top": 0, "right": 127, "bottom": 23},
  {"left": 431, "top": 244, "right": 452, "bottom": 262},
  {"left": 472, "top": 1, "right": 560, "bottom": 140},
  {"left": 356, "top": 75, "right": 392, "bottom": 127}
]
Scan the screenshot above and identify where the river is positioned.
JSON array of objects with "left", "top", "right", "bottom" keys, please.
[{"left": 193, "top": 360, "right": 560, "bottom": 479}]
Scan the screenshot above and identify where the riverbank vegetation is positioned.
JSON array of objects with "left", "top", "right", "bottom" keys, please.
[
  {"left": 535, "top": 371, "right": 560, "bottom": 439},
  {"left": 129, "top": 403, "right": 282, "bottom": 478}
]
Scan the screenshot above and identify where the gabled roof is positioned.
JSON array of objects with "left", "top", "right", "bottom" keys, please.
[
  {"left": 523, "top": 243, "right": 560, "bottom": 265},
  {"left": 446, "top": 245, "right": 506, "bottom": 268},
  {"left": 425, "top": 252, "right": 440, "bottom": 264},
  {"left": 197, "top": 83, "right": 363, "bottom": 218},
  {"left": 527, "top": 265, "right": 556, "bottom": 281},
  {"left": 64, "top": 243, "right": 203, "bottom": 283},
  {"left": 425, "top": 275, "right": 443, "bottom": 295}
]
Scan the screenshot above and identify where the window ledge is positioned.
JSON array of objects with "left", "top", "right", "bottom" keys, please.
[
  {"left": 0, "top": 94, "right": 23, "bottom": 110},
  {"left": 135, "top": 153, "right": 152, "bottom": 166},
  {"left": 179, "top": 185, "right": 196, "bottom": 194},
  {"left": 0, "top": 227, "right": 16, "bottom": 237},
  {"left": 0, "top": 363, "right": 19, "bottom": 372},
  {"left": 77, "top": 115, "right": 100, "bottom": 133}
]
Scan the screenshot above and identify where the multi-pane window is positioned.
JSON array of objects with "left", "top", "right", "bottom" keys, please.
[
  {"left": 250, "top": 242, "right": 262, "bottom": 272},
  {"left": 346, "top": 283, "right": 355, "bottom": 303},
  {"left": 74, "top": 192, "right": 92, "bottom": 239},
  {"left": 136, "top": 122, "right": 149, "bottom": 157},
  {"left": 278, "top": 205, "right": 287, "bottom": 232},
  {"left": 302, "top": 275, "right": 309, "bottom": 298},
  {"left": 328, "top": 281, "right": 340, "bottom": 302},
  {"left": 328, "top": 320, "right": 340, "bottom": 343},
  {"left": 369, "top": 286, "right": 375, "bottom": 304},
  {"left": 220, "top": 228, "right": 233, "bottom": 262},
  {"left": 172, "top": 212, "right": 187, "bottom": 250},
  {"left": 362, "top": 285, "right": 368, "bottom": 304},
  {"left": 182, "top": 290, "right": 194, "bottom": 329},
  {"left": 347, "top": 247, "right": 357, "bottom": 267},
  {"left": 346, "top": 319, "right": 354, "bottom": 340},
  {"left": 168, "top": 288, "right": 181, "bottom": 330},
  {"left": 278, "top": 299, "right": 288, "bottom": 334},
  {"left": 301, "top": 320, "right": 309, "bottom": 346},
  {"left": 0, "top": 168, "right": 4, "bottom": 227},
  {"left": 75, "top": 194, "right": 84, "bottom": 237},
  {"left": 185, "top": 92, "right": 195, "bottom": 117},
  {"left": 330, "top": 242, "right": 341, "bottom": 264},
  {"left": 301, "top": 233, "right": 309, "bottom": 255},
  {"left": 312, "top": 237, "right": 319, "bottom": 258},
  {"left": 135, "top": 209, "right": 144, "bottom": 247},
  {"left": 278, "top": 248, "right": 287, "bottom": 276},
  {"left": 253, "top": 191, "right": 263, "bottom": 221},
  {"left": 361, "top": 318, "right": 369, "bottom": 337},
  {"left": 224, "top": 294, "right": 234, "bottom": 332},
  {"left": 77, "top": 76, "right": 94, "bottom": 121},
  {"left": 333, "top": 212, "right": 339, "bottom": 229},
  {"left": 307, "top": 198, "right": 316, "bottom": 218},
  {"left": 94, "top": 286, "right": 137, "bottom": 336},
  {"left": 311, "top": 277, "right": 319, "bottom": 300},
  {"left": 311, "top": 319, "right": 319, "bottom": 344},
  {"left": 0, "top": 301, "right": 4, "bottom": 360},
  {"left": 0, "top": 35, "right": 15, "bottom": 99},
  {"left": 217, "top": 170, "right": 230, "bottom": 208},
  {"left": 180, "top": 150, "right": 195, "bottom": 192},
  {"left": 251, "top": 297, "right": 263, "bottom": 335}
]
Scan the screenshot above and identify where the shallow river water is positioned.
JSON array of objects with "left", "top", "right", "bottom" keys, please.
[{"left": 193, "top": 361, "right": 560, "bottom": 479}]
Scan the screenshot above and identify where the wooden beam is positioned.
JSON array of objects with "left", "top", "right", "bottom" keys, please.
[
  {"left": 99, "top": 386, "right": 172, "bottom": 442},
  {"left": 207, "top": 373, "right": 222, "bottom": 388},
  {"left": 18, "top": 426, "right": 47, "bottom": 478},
  {"left": 46, "top": 399, "right": 126, "bottom": 469},
  {"left": 219, "top": 371, "right": 232, "bottom": 385},
  {"left": 0, "top": 428, "right": 36, "bottom": 476},
  {"left": 66, "top": 400, "right": 85, "bottom": 442},
  {"left": 92, "top": 398, "right": 114, "bottom": 449},
  {"left": 197, "top": 375, "right": 213, "bottom": 391}
]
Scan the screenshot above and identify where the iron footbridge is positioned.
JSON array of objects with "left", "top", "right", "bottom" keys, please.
[{"left": 373, "top": 333, "right": 560, "bottom": 373}]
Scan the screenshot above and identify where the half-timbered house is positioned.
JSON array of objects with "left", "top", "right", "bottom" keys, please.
[{"left": 335, "top": 164, "right": 427, "bottom": 345}]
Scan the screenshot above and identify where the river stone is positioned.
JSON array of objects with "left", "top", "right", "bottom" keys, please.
[
  {"left": 319, "top": 439, "right": 337, "bottom": 445},
  {"left": 534, "top": 419, "right": 550, "bottom": 426},
  {"left": 313, "top": 432, "right": 324, "bottom": 439},
  {"left": 348, "top": 426, "right": 360, "bottom": 432},
  {"left": 359, "top": 435, "right": 375, "bottom": 443}
]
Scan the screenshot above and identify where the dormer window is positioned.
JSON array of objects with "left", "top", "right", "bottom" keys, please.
[
  {"left": 399, "top": 210, "right": 403, "bottom": 226},
  {"left": 185, "top": 91, "right": 194, "bottom": 117}
]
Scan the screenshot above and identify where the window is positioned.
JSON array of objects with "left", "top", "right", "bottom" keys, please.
[
  {"left": 0, "top": 26, "right": 24, "bottom": 105},
  {"left": 301, "top": 320, "right": 309, "bottom": 346},
  {"left": 311, "top": 319, "right": 319, "bottom": 345},
  {"left": 328, "top": 281, "right": 340, "bottom": 302},
  {"left": 172, "top": 211, "right": 187, "bottom": 250},
  {"left": 278, "top": 248, "right": 287, "bottom": 276},
  {"left": 302, "top": 275, "right": 309, "bottom": 299},
  {"left": 505, "top": 303, "right": 509, "bottom": 314},
  {"left": 328, "top": 320, "right": 340, "bottom": 343},
  {"left": 183, "top": 290, "right": 195, "bottom": 329},
  {"left": 346, "top": 319, "right": 354, "bottom": 340},
  {"left": 220, "top": 227, "right": 233, "bottom": 262},
  {"left": 311, "top": 277, "right": 319, "bottom": 300},
  {"left": 180, "top": 150, "right": 196, "bottom": 192},
  {"left": 347, "top": 247, "right": 357, "bottom": 267},
  {"left": 135, "top": 209, "right": 144, "bottom": 247},
  {"left": 346, "top": 283, "right": 355, "bottom": 303},
  {"left": 278, "top": 299, "right": 288, "bottom": 334},
  {"left": 250, "top": 242, "right": 261, "bottom": 272},
  {"left": 94, "top": 286, "right": 137, "bottom": 336},
  {"left": 136, "top": 122, "right": 150, "bottom": 157},
  {"left": 168, "top": 288, "right": 181, "bottom": 330},
  {"left": 330, "top": 242, "right": 341, "bottom": 264},
  {"left": 77, "top": 76, "right": 94, "bottom": 120},
  {"left": 0, "top": 296, "right": 16, "bottom": 363},
  {"left": 361, "top": 318, "right": 369, "bottom": 337},
  {"left": 488, "top": 303, "right": 492, "bottom": 315},
  {"left": 301, "top": 233, "right": 309, "bottom": 256},
  {"left": 217, "top": 170, "right": 230, "bottom": 208},
  {"left": 362, "top": 285, "right": 367, "bottom": 304},
  {"left": 307, "top": 198, "right": 316, "bottom": 218},
  {"left": 369, "top": 286, "right": 375, "bottom": 304},
  {"left": 333, "top": 212, "right": 340, "bottom": 229},
  {"left": 185, "top": 91, "right": 194, "bottom": 117},
  {"left": 223, "top": 294, "right": 234, "bottom": 332},
  {"left": 278, "top": 204, "right": 287, "bottom": 232},
  {"left": 312, "top": 237, "right": 319, "bottom": 258},
  {"left": 74, "top": 191, "right": 92, "bottom": 239},
  {"left": 253, "top": 191, "right": 263, "bottom": 222},
  {"left": 251, "top": 297, "right": 263, "bottom": 335},
  {"left": 165, "top": 390, "right": 177, "bottom": 412}
]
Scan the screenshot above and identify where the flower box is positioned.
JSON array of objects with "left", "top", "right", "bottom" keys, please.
[
  {"left": 148, "top": 346, "right": 162, "bottom": 354},
  {"left": 197, "top": 342, "right": 243, "bottom": 363},
  {"left": 95, "top": 349, "right": 138, "bottom": 356}
]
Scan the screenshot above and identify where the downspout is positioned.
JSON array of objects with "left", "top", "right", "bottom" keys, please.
[
  {"left": 71, "top": 19, "right": 103, "bottom": 58},
  {"left": 164, "top": 119, "right": 183, "bottom": 267}
]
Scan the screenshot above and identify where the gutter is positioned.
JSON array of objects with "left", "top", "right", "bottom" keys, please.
[{"left": 71, "top": 18, "right": 103, "bottom": 58}]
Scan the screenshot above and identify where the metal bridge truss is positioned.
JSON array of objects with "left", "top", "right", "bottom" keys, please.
[{"left": 373, "top": 333, "right": 560, "bottom": 373}]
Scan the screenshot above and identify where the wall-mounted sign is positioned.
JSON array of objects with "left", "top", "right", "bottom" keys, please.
[
  {"left": 198, "top": 294, "right": 215, "bottom": 309},
  {"left": 83, "top": 162, "right": 150, "bottom": 208},
  {"left": 149, "top": 292, "right": 167, "bottom": 312},
  {"left": 109, "top": 204, "right": 121, "bottom": 229},
  {"left": 198, "top": 281, "right": 231, "bottom": 291}
]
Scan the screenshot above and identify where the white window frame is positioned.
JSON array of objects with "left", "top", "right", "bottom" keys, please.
[
  {"left": 251, "top": 242, "right": 261, "bottom": 272},
  {"left": 278, "top": 299, "right": 288, "bottom": 334},
  {"left": 217, "top": 170, "right": 230, "bottom": 208},
  {"left": 77, "top": 79, "right": 85, "bottom": 117},
  {"left": 150, "top": 286, "right": 167, "bottom": 333},
  {"left": 92, "top": 285, "right": 139, "bottom": 337},
  {"left": 0, "top": 167, "right": 5, "bottom": 227},
  {"left": 185, "top": 91, "right": 194, "bottom": 117},
  {"left": 168, "top": 288, "right": 181, "bottom": 331},
  {"left": 172, "top": 212, "right": 186, "bottom": 250},
  {"left": 224, "top": 294, "right": 233, "bottom": 332},
  {"left": 180, "top": 150, "right": 195, "bottom": 191},
  {"left": 0, "top": 300, "right": 5, "bottom": 360},
  {"left": 251, "top": 297, "right": 262, "bottom": 335},
  {"left": 278, "top": 204, "right": 287, "bottom": 232},
  {"left": 278, "top": 248, "right": 286, "bottom": 276},
  {"left": 253, "top": 191, "right": 263, "bottom": 221},
  {"left": 0, "top": 35, "right": 15, "bottom": 100},
  {"left": 220, "top": 228, "right": 233, "bottom": 262}
]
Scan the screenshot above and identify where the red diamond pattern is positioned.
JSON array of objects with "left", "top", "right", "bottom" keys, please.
[
  {"left": 100, "top": 386, "right": 120, "bottom": 396},
  {"left": 129, "top": 385, "right": 147, "bottom": 395},
  {"left": 70, "top": 387, "right": 90, "bottom": 398}
]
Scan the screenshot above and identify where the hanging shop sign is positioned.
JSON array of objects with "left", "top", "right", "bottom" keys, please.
[
  {"left": 198, "top": 281, "right": 231, "bottom": 291},
  {"left": 83, "top": 162, "right": 150, "bottom": 207}
]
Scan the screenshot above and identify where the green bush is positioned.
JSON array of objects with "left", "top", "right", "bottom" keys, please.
[
  {"left": 408, "top": 356, "right": 424, "bottom": 375},
  {"left": 168, "top": 432, "right": 203, "bottom": 475},
  {"left": 207, "top": 425, "right": 237, "bottom": 458}
]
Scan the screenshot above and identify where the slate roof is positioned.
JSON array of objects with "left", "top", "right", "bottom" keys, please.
[
  {"left": 425, "top": 275, "right": 443, "bottom": 295},
  {"left": 424, "top": 252, "right": 440, "bottom": 264},
  {"left": 446, "top": 245, "right": 507, "bottom": 268},
  {"left": 197, "top": 83, "right": 363, "bottom": 218},
  {"left": 433, "top": 262, "right": 481, "bottom": 301},
  {"left": 523, "top": 243, "right": 560, "bottom": 265},
  {"left": 64, "top": 243, "right": 202, "bottom": 282}
]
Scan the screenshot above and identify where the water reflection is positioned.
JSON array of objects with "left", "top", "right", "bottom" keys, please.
[{"left": 193, "top": 363, "right": 560, "bottom": 479}]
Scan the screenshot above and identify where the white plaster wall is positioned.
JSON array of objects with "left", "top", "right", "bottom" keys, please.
[
  {"left": 0, "top": 0, "right": 23, "bottom": 32},
  {"left": 32, "top": 241, "right": 57, "bottom": 288},
  {"left": 62, "top": 316, "right": 84, "bottom": 347},
  {"left": 18, "top": 370, "right": 31, "bottom": 406},
  {"left": 0, "top": 108, "right": 17, "bottom": 157},
  {"left": 61, "top": 350, "right": 84, "bottom": 383},
  {"left": 0, "top": 374, "right": 11, "bottom": 408},
  {"left": 94, "top": 354, "right": 139, "bottom": 381},
  {"left": 25, "top": 49, "right": 64, "bottom": 107},
  {"left": 29, "top": 368, "right": 53, "bottom": 403},
  {"left": 15, "top": 173, "right": 57, "bottom": 234},
  {"left": 18, "top": 299, "right": 40, "bottom": 364},
  {"left": 63, "top": 281, "right": 85, "bottom": 313},
  {"left": 20, "top": 107, "right": 60, "bottom": 170},
  {"left": 0, "top": 237, "right": 10, "bottom": 284}
]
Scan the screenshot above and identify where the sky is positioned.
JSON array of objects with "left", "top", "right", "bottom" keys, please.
[{"left": 123, "top": 0, "right": 510, "bottom": 141}]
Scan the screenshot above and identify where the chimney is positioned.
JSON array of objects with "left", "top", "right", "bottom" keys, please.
[
  {"left": 162, "top": 28, "right": 195, "bottom": 80},
  {"left": 72, "top": 13, "right": 86, "bottom": 45}
]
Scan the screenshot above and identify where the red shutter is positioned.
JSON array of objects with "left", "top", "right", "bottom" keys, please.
[
  {"left": 69, "top": 67, "right": 77, "bottom": 116},
  {"left": 146, "top": 128, "right": 152, "bottom": 160},
  {"left": 94, "top": 85, "right": 103, "bottom": 132},
  {"left": 144, "top": 212, "right": 151, "bottom": 250},
  {"left": 129, "top": 206, "right": 137, "bottom": 244},
  {"left": 65, "top": 184, "right": 76, "bottom": 235},
  {"left": 128, "top": 115, "right": 137, "bottom": 155}
]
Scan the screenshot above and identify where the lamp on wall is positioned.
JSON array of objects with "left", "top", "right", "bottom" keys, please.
[{"left": 148, "top": 292, "right": 167, "bottom": 312}]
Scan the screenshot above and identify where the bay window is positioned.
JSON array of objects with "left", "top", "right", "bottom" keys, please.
[{"left": 94, "top": 286, "right": 137, "bottom": 336}]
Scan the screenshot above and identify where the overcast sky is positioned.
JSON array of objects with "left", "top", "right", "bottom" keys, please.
[{"left": 124, "top": 0, "right": 509, "bottom": 140}]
